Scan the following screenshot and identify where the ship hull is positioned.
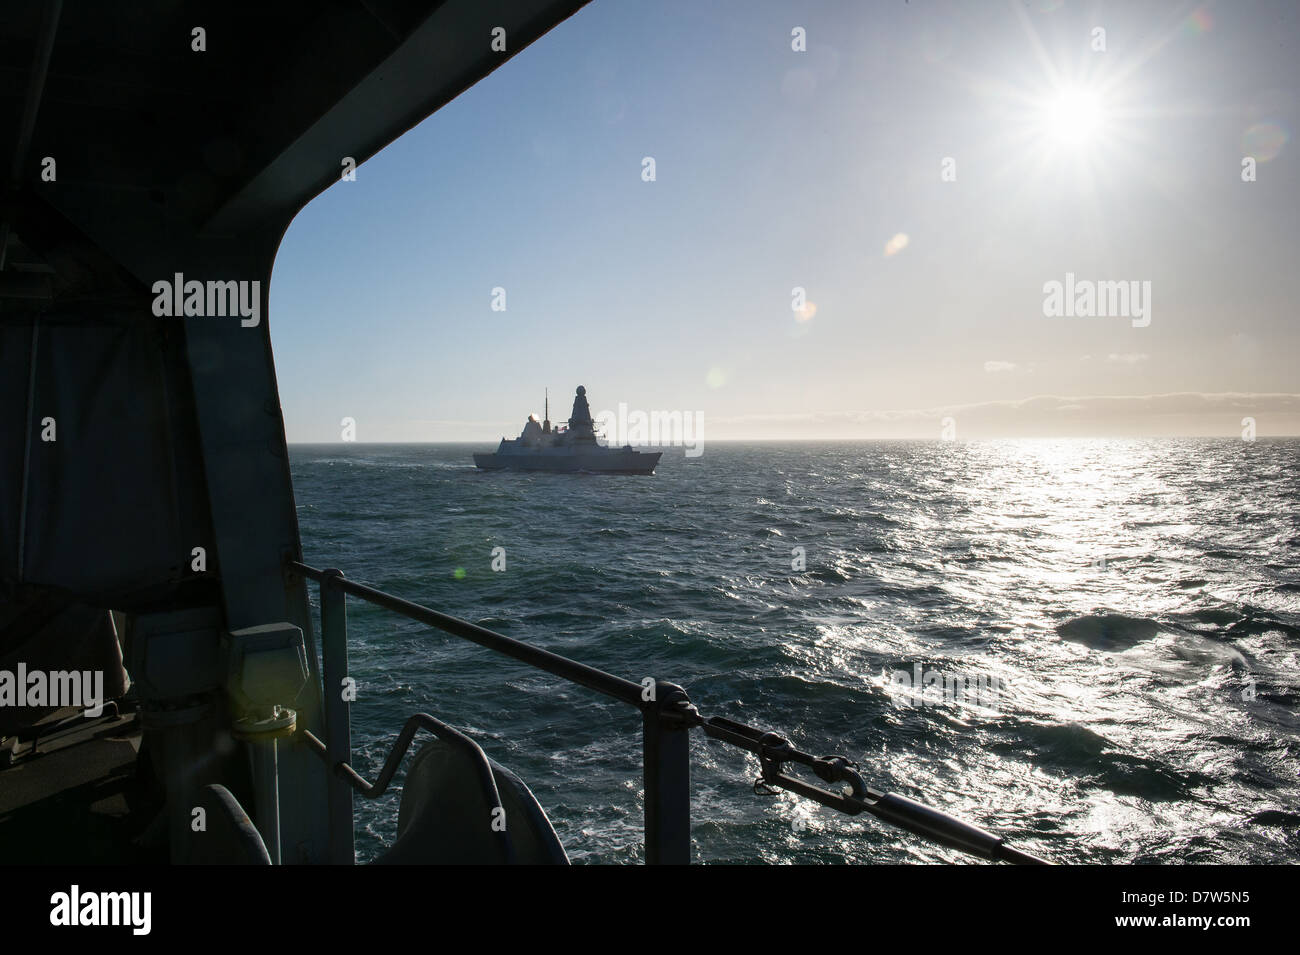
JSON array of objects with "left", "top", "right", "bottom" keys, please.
[{"left": 473, "top": 449, "right": 662, "bottom": 474}]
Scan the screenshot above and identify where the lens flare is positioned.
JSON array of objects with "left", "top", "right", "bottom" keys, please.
[
  {"left": 1242, "top": 122, "right": 1288, "bottom": 162},
  {"left": 884, "top": 232, "right": 910, "bottom": 257}
]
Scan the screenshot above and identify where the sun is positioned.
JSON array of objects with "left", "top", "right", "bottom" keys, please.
[
  {"left": 968, "top": 6, "right": 1206, "bottom": 219},
  {"left": 1044, "top": 86, "right": 1106, "bottom": 146}
]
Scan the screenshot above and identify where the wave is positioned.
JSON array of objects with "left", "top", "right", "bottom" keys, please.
[{"left": 1056, "top": 613, "right": 1158, "bottom": 650}]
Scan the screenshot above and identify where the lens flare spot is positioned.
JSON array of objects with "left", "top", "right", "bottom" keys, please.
[
  {"left": 1242, "top": 122, "right": 1288, "bottom": 162},
  {"left": 1180, "top": 6, "right": 1213, "bottom": 36},
  {"left": 794, "top": 301, "right": 817, "bottom": 323},
  {"left": 884, "top": 232, "right": 910, "bottom": 257},
  {"left": 706, "top": 366, "right": 727, "bottom": 389}
]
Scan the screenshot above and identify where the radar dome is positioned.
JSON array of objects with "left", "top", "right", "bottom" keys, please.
[{"left": 576, "top": 385, "right": 586, "bottom": 396}]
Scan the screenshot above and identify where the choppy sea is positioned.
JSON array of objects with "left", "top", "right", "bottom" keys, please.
[{"left": 290, "top": 439, "right": 1300, "bottom": 864}]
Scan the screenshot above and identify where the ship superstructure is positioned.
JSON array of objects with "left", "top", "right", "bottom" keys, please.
[{"left": 473, "top": 386, "right": 662, "bottom": 474}]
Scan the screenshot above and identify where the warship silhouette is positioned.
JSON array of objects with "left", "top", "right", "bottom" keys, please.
[{"left": 473, "top": 386, "right": 662, "bottom": 474}]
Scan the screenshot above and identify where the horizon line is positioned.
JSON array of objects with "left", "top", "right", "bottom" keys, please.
[{"left": 286, "top": 434, "right": 1300, "bottom": 445}]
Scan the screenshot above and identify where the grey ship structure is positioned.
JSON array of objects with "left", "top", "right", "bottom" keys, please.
[{"left": 474, "top": 386, "right": 662, "bottom": 474}]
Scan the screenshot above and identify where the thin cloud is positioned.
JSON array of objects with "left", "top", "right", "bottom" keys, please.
[{"left": 708, "top": 392, "right": 1300, "bottom": 438}]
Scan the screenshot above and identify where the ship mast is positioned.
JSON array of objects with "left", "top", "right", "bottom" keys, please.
[{"left": 544, "top": 388, "right": 550, "bottom": 432}]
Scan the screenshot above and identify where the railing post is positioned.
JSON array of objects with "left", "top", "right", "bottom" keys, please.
[
  {"left": 248, "top": 736, "right": 282, "bottom": 864},
  {"left": 321, "top": 569, "right": 355, "bottom": 864},
  {"left": 643, "top": 681, "right": 696, "bottom": 865}
]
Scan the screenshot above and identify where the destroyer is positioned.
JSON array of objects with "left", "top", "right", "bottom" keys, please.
[{"left": 473, "top": 386, "right": 662, "bottom": 474}]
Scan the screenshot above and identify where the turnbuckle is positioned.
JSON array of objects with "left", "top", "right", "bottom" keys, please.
[{"left": 703, "top": 717, "right": 866, "bottom": 804}]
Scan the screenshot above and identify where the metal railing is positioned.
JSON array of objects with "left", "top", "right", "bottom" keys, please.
[{"left": 288, "top": 560, "right": 1049, "bottom": 865}]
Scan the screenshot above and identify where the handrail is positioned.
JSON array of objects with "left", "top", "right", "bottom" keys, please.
[
  {"left": 288, "top": 559, "right": 1050, "bottom": 865},
  {"left": 290, "top": 560, "right": 644, "bottom": 708}
]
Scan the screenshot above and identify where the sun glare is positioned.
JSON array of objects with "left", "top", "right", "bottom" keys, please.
[{"left": 1044, "top": 87, "right": 1105, "bottom": 146}]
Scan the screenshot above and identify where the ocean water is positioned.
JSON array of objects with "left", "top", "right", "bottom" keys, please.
[{"left": 290, "top": 440, "right": 1300, "bottom": 864}]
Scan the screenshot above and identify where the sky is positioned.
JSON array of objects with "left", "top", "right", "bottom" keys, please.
[{"left": 269, "top": 0, "right": 1299, "bottom": 442}]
